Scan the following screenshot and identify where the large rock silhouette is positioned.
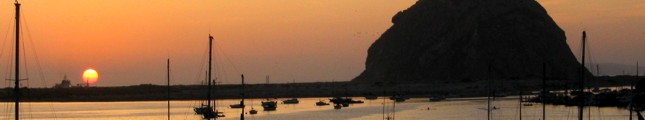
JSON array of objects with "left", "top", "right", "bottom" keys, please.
[{"left": 353, "top": 0, "right": 591, "bottom": 83}]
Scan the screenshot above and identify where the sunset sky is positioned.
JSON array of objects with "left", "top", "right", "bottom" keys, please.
[{"left": 0, "top": 0, "right": 643, "bottom": 87}]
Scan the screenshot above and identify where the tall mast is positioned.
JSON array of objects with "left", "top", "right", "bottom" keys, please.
[
  {"left": 240, "top": 74, "right": 245, "bottom": 120},
  {"left": 631, "top": 61, "right": 638, "bottom": 90},
  {"left": 487, "top": 65, "right": 491, "bottom": 120},
  {"left": 542, "top": 63, "right": 547, "bottom": 120},
  {"left": 578, "top": 31, "right": 586, "bottom": 120},
  {"left": 14, "top": 2, "right": 21, "bottom": 120},
  {"left": 632, "top": 61, "right": 638, "bottom": 120},
  {"left": 519, "top": 90, "right": 522, "bottom": 120},
  {"left": 166, "top": 58, "right": 170, "bottom": 120},
  {"left": 208, "top": 35, "right": 213, "bottom": 108},
  {"left": 596, "top": 64, "right": 599, "bottom": 76}
]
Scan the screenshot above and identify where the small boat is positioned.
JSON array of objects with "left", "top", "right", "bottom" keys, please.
[
  {"left": 316, "top": 100, "right": 330, "bottom": 106},
  {"left": 365, "top": 96, "right": 378, "bottom": 100},
  {"left": 262, "top": 99, "right": 277, "bottom": 111},
  {"left": 282, "top": 98, "right": 300, "bottom": 104},
  {"left": 522, "top": 103, "right": 534, "bottom": 106},
  {"left": 230, "top": 103, "right": 244, "bottom": 108},
  {"left": 341, "top": 102, "right": 350, "bottom": 107},
  {"left": 349, "top": 100, "right": 364, "bottom": 104},
  {"left": 478, "top": 106, "right": 500, "bottom": 111},
  {"left": 330, "top": 97, "right": 353, "bottom": 107},
  {"left": 333, "top": 104, "right": 342, "bottom": 109},
  {"left": 364, "top": 94, "right": 378, "bottom": 100},
  {"left": 330, "top": 97, "right": 348, "bottom": 104},
  {"left": 249, "top": 97, "right": 258, "bottom": 115},
  {"left": 429, "top": 96, "right": 446, "bottom": 102},
  {"left": 390, "top": 95, "right": 408, "bottom": 102}
]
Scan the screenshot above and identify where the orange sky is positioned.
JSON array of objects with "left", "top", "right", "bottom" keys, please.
[{"left": 0, "top": 0, "right": 643, "bottom": 87}]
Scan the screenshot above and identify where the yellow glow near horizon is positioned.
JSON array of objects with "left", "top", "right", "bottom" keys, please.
[{"left": 83, "top": 69, "right": 99, "bottom": 85}]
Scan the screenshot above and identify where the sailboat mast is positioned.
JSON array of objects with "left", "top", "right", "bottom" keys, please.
[
  {"left": 14, "top": 2, "right": 21, "bottom": 120},
  {"left": 631, "top": 61, "right": 638, "bottom": 90},
  {"left": 578, "top": 31, "right": 586, "bottom": 120},
  {"left": 166, "top": 58, "right": 170, "bottom": 120},
  {"left": 208, "top": 35, "right": 213, "bottom": 108},
  {"left": 487, "top": 65, "right": 491, "bottom": 120},
  {"left": 632, "top": 62, "right": 638, "bottom": 120},
  {"left": 596, "top": 64, "right": 599, "bottom": 76},
  {"left": 519, "top": 90, "right": 522, "bottom": 120},
  {"left": 241, "top": 74, "right": 245, "bottom": 120},
  {"left": 542, "top": 63, "right": 546, "bottom": 120}
]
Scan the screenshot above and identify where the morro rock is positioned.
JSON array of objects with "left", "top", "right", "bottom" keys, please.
[{"left": 353, "top": 0, "right": 591, "bottom": 83}]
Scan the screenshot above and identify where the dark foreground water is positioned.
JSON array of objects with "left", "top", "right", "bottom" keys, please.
[{"left": 0, "top": 97, "right": 636, "bottom": 120}]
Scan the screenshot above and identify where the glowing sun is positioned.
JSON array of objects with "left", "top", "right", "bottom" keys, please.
[{"left": 82, "top": 69, "right": 99, "bottom": 85}]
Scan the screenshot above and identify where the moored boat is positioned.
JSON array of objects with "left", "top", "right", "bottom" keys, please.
[
  {"left": 282, "top": 98, "right": 300, "bottom": 104},
  {"left": 262, "top": 99, "right": 277, "bottom": 111},
  {"left": 316, "top": 100, "right": 330, "bottom": 106},
  {"left": 429, "top": 96, "right": 446, "bottom": 102},
  {"left": 230, "top": 103, "right": 244, "bottom": 108}
]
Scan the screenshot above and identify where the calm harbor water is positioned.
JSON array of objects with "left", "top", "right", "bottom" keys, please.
[{"left": 0, "top": 97, "right": 635, "bottom": 120}]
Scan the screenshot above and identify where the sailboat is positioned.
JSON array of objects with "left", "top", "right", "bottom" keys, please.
[
  {"left": 249, "top": 107, "right": 258, "bottom": 115},
  {"left": 239, "top": 74, "right": 246, "bottom": 120},
  {"left": 282, "top": 98, "right": 299, "bottom": 104},
  {"left": 262, "top": 97, "right": 278, "bottom": 111},
  {"left": 249, "top": 97, "right": 258, "bottom": 115},
  {"left": 230, "top": 75, "right": 246, "bottom": 109},
  {"left": 262, "top": 75, "right": 278, "bottom": 111},
  {"left": 577, "top": 31, "right": 587, "bottom": 120},
  {"left": 249, "top": 99, "right": 258, "bottom": 114},
  {"left": 316, "top": 99, "right": 330, "bottom": 106},
  {"left": 229, "top": 104, "right": 244, "bottom": 108},
  {"left": 282, "top": 80, "right": 300, "bottom": 104},
  {"left": 193, "top": 34, "right": 225, "bottom": 119}
]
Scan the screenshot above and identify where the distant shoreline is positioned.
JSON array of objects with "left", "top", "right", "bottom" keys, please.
[{"left": 0, "top": 76, "right": 639, "bottom": 102}]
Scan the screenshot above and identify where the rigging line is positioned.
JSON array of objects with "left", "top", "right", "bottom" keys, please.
[
  {"left": 214, "top": 58, "right": 226, "bottom": 84},
  {"left": 191, "top": 38, "right": 210, "bottom": 108},
  {"left": 20, "top": 12, "right": 34, "bottom": 84},
  {"left": 7, "top": 37, "right": 15, "bottom": 81},
  {"left": 194, "top": 41, "right": 209, "bottom": 85},
  {"left": 585, "top": 35, "right": 592, "bottom": 65},
  {"left": 214, "top": 48, "right": 234, "bottom": 85},
  {"left": 213, "top": 46, "right": 224, "bottom": 83},
  {"left": 24, "top": 88, "right": 32, "bottom": 119},
  {"left": 1, "top": 17, "right": 15, "bottom": 66},
  {"left": 20, "top": 25, "right": 28, "bottom": 83},
  {"left": 21, "top": 12, "right": 59, "bottom": 119},
  {"left": 5, "top": 20, "right": 17, "bottom": 80},
  {"left": 214, "top": 40, "right": 240, "bottom": 75}
]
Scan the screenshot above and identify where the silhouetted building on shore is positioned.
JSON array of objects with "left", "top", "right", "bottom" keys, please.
[{"left": 53, "top": 75, "right": 71, "bottom": 88}]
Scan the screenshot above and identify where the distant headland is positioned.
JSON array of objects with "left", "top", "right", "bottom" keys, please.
[{"left": 353, "top": 0, "right": 590, "bottom": 84}]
